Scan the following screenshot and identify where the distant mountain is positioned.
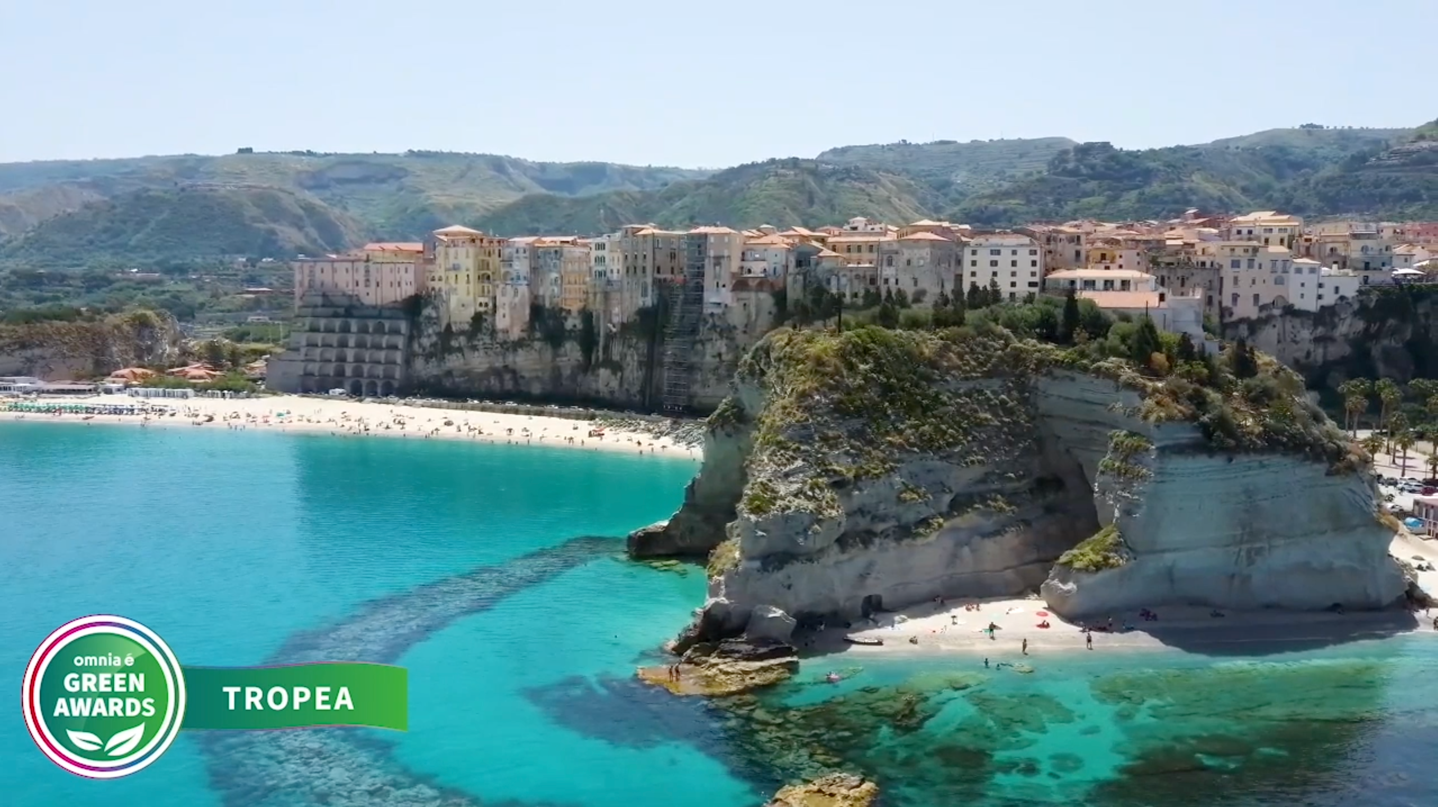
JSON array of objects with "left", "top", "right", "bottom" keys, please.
[
  {"left": 815, "top": 137, "right": 1079, "bottom": 192},
  {"left": 476, "top": 159, "right": 941, "bottom": 235},
  {"left": 0, "top": 123, "right": 1433, "bottom": 273},
  {"left": 0, "top": 151, "right": 706, "bottom": 240},
  {"left": 1295, "top": 125, "right": 1438, "bottom": 219},
  {"left": 946, "top": 125, "right": 1429, "bottom": 226},
  {"left": 0, "top": 186, "right": 367, "bottom": 268}
]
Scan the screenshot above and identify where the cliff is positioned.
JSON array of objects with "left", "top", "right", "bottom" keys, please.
[
  {"left": 0, "top": 310, "right": 184, "bottom": 379},
  {"left": 407, "top": 299, "right": 753, "bottom": 412},
  {"left": 1225, "top": 285, "right": 1438, "bottom": 389},
  {"left": 641, "top": 325, "right": 1402, "bottom": 644}
]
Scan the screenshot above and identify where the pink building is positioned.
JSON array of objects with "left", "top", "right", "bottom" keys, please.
[{"left": 293, "top": 243, "right": 428, "bottom": 306}]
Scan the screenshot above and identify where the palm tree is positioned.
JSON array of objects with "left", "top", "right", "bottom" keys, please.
[
  {"left": 1338, "top": 378, "right": 1371, "bottom": 436},
  {"left": 1388, "top": 411, "right": 1411, "bottom": 464},
  {"left": 1396, "top": 427, "right": 1417, "bottom": 477},
  {"left": 1361, "top": 433, "right": 1385, "bottom": 458},
  {"left": 1375, "top": 378, "right": 1402, "bottom": 450}
]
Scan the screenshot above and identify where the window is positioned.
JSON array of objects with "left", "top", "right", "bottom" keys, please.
[
  {"left": 1009, "top": 281, "right": 1017, "bottom": 288},
  {"left": 971, "top": 260, "right": 977, "bottom": 267},
  {"left": 989, "top": 260, "right": 998, "bottom": 267},
  {"left": 989, "top": 249, "right": 1001, "bottom": 256},
  {"left": 1011, "top": 260, "right": 1018, "bottom": 267},
  {"left": 1029, "top": 249, "right": 1038, "bottom": 255},
  {"left": 1030, "top": 260, "right": 1038, "bottom": 268},
  {"left": 1252, "top": 294, "right": 1260, "bottom": 306},
  {"left": 1230, "top": 259, "right": 1241, "bottom": 269}
]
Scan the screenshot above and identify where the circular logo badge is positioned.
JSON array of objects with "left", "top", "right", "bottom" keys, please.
[{"left": 21, "top": 615, "right": 186, "bottom": 779}]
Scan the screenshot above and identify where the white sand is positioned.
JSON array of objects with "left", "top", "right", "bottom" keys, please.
[
  {"left": 805, "top": 584, "right": 1436, "bottom": 662},
  {"left": 0, "top": 394, "right": 702, "bottom": 459}
]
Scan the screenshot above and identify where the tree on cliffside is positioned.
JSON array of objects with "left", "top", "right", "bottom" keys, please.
[
  {"left": 966, "top": 282, "right": 985, "bottom": 310},
  {"left": 1059, "top": 289, "right": 1080, "bottom": 344},
  {"left": 987, "top": 277, "right": 1003, "bottom": 305},
  {"left": 1129, "top": 315, "right": 1163, "bottom": 371},
  {"left": 1229, "top": 337, "right": 1259, "bottom": 379}
]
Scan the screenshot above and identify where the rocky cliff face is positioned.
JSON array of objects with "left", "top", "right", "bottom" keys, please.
[
  {"left": 646, "top": 326, "right": 1402, "bottom": 644},
  {"left": 0, "top": 310, "right": 184, "bottom": 379},
  {"left": 1225, "top": 286, "right": 1438, "bottom": 389},
  {"left": 407, "top": 300, "right": 750, "bottom": 413}
]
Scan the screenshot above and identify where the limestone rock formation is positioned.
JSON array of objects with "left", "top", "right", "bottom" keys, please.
[
  {"left": 0, "top": 309, "right": 184, "bottom": 379},
  {"left": 651, "top": 326, "right": 1404, "bottom": 642},
  {"left": 765, "top": 773, "right": 879, "bottom": 807}
]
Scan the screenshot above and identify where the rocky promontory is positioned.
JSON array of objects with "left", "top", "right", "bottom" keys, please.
[{"left": 638, "top": 324, "right": 1404, "bottom": 645}]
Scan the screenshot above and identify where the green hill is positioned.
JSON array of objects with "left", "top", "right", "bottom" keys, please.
[
  {"left": 946, "top": 125, "right": 1426, "bottom": 226},
  {"left": 816, "top": 137, "right": 1078, "bottom": 193},
  {"left": 0, "top": 151, "right": 706, "bottom": 240},
  {"left": 476, "top": 159, "right": 941, "bottom": 235},
  {"left": 0, "top": 186, "right": 367, "bottom": 268}
]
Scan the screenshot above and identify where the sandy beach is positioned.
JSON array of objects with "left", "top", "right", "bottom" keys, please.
[
  {"left": 0, "top": 394, "right": 703, "bottom": 459},
  {"left": 800, "top": 528, "right": 1438, "bottom": 664}
]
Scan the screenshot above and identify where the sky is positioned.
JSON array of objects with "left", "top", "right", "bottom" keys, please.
[{"left": 0, "top": 0, "right": 1432, "bottom": 168}]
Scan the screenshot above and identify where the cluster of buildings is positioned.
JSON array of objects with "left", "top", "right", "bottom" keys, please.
[{"left": 291, "top": 211, "right": 1438, "bottom": 343}]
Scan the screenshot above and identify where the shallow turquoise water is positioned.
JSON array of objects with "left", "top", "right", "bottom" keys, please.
[{"left": 3, "top": 421, "right": 1437, "bottom": 807}]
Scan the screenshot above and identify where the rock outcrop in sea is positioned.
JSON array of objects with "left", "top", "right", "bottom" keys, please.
[
  {"left": 764, "top": 773, "right": 878, "bottom": 807},
  {"left": 633, "top": 325, "right": 1404, "bottom": 644}
]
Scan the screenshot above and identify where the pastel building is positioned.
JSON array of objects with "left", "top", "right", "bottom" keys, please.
[
  {"left": 962, "top": 232, "right": 1044, "bottom": 300},
  {"left": 431, "top": 225, "right": 504, "bottom": 326},
  {"left": 292, "top": 242, "right": 427, "bottom": 307},
  {"left": 1044, "top": 269, "right": 1205, "bottom": 346}
]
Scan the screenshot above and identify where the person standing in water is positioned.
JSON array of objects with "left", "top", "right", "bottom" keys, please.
[
  {"left": 1086, "top": 632, "right": 1093, "bottom": 650},
  {"left": 1022, "top": 638, "right": 1028, "bottom": 655}
]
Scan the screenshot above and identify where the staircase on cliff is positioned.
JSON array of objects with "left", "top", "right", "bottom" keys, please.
[{"left": 659, "top": 265, "right": 706, "bottom": 413}]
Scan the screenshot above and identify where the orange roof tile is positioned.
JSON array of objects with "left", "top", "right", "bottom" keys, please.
[{"left": 899, "top": 231, "right": 951, "bottom": 242}]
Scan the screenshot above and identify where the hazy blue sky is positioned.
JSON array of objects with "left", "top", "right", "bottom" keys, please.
[{"left": 1, "top": 0, "right": 1431, "bottom": 167}]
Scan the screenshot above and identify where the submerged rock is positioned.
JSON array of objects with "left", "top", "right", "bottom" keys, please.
[
  {"left": 637, "top": 639, "right": 799, "bottom": 697},
  {"left": 765, "top": 773, "right": 879, "bottom": 807}
]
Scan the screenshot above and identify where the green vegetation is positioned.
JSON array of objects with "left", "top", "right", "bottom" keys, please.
[
  {"left": 1098, "top": 430, "right": 1154, "bottom": 481},
  {"left": 0, "top": 151, "right": 702, "bottom": 241},
  {"left": 707, "top": 396, "right": 747, "bottom": 430},
  {"left": 0, "top": 187, "right": 364, "bottom": 268},
  {"left": 706, "top": 537, "right": 742, "bottom": 577},
  {"left": 1056, "top": 524, "right": 1129, "bottom": 573},
  {"left": 476, "top": 159, "right": 941, "bottom": 235}
]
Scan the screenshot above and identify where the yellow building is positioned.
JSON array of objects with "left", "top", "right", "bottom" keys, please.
[{"left": 431, "top": 225, "right": 503, "bottom": 326}]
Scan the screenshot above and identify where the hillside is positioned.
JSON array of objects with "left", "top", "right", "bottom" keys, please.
[
  {"left": 815, "top": 137, "right": 1078, "bottom": 192},
  {"left": 476, "top": 159, "right": 941, "bottom": 235},
  {"left": 946, "top": 125, "right": 1428, "bottom": 226},
  {"left": 0, "top": 151, "right": 706, "bottom": 239},
  {"left": 1194, "top": 126, "right": 1409, "bottom": 154},
  {"left": 1293, "top": 123, "right": 1438, "bottom": 219},
  {"left": 0, "top": 186, "right": 367, "bottom": 268}
]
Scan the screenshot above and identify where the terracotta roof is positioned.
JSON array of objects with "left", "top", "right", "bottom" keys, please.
[
  {"left": 1075, "top": 290, "right": 1167, "bottom": 309},
  {"left": 898, "top": 231, "right": 951, "bottom": 242},
  {"left": 689, "top": 225, "right": 739, "bottom": 235},
  {"left": 746, "top": 234, "right": 792, "bottom": 246},
  {"left": 364, "top": 242, "right": 424, "bottom": 253}
]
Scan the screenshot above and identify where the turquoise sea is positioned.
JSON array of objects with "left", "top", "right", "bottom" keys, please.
[{"left": 2, "top": 421, "right": 1436, "bottom": 807}]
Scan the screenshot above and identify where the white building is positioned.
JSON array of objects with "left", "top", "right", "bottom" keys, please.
[
  {"left": 740, "top": 234, "right": 793, "bottom": 282},
  {"left": 497, "top": 237, "right": 537, "bottom": 339},
  {"left": 962, "top": 232, "right": 1043, "bottom": 301},
  {"left": 1044, "top": 269, "right": 1206, "bottom": 347}
]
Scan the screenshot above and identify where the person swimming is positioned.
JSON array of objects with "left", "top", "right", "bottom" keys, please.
[{"left": 826, "top": 672, "right": 841, "bottom": 684}]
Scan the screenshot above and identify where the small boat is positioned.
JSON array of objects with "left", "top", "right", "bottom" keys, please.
[{"left": 843, "top": 636, "right": 884, "bottom": 646}]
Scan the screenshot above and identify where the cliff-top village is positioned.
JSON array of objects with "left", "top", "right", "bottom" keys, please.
[{"left": 292, "top": 212, "right": 1438, "bottom": 352}]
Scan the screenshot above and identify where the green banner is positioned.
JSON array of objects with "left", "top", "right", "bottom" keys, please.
[{"left": 180, "top": 663, "right": 407, "bottom": 731}]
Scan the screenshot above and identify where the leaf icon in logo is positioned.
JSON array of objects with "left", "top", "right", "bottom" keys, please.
[
  {"left": 105, "top": 723, "right": 145, "bottom": 757},
  {"left": 66, "top": 730, "right": 102, "bottom": 752}
]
